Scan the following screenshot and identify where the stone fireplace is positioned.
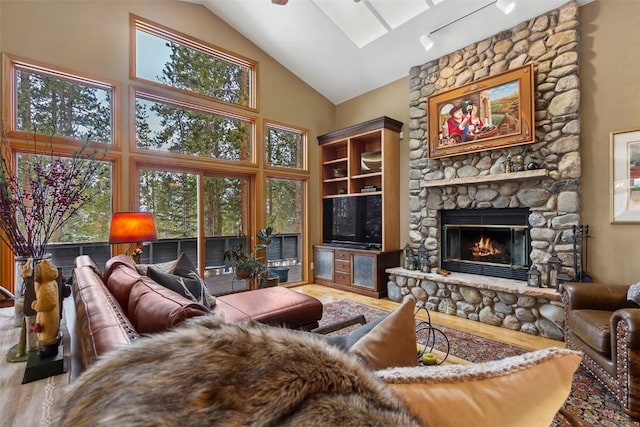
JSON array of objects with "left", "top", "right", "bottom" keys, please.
[
  {"left": 385, "top": 2, "right": 581, "bottom": 340},
  {"left": 407, "top": 1, "right": 581, "bottom": 285}
]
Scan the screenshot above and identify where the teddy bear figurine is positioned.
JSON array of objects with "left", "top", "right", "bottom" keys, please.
[{"left": 30, "top": 259, "right": 60, "bottom": 357}]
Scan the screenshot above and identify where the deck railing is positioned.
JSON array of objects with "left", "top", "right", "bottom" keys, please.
[{"left": 47, "top": 233, "right": 302, "bottom": 280}]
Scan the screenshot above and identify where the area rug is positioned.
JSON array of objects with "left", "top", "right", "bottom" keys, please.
[{"left": 319, "top": 299, "right": 640, "bottom": 427}]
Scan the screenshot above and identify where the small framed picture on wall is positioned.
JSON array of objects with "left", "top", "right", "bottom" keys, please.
[{"left": 610, "top": 128, "right": 640, "bottom": 223}]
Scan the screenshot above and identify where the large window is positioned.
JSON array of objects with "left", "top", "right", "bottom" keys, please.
[
  {"left": 133, "top": 15, "right": 256, "bottom": 109},
  {"left": 135, "top": 91, "right": 254, "bottom": 162},
  {"left": 2, "top": 55, "right": 117, "bottom": 283},
  {"left": 139, "top": 167, "right": 254, "bottom": 293},
  {"left": 129, "top": 16, "right": 307, "bottom": 292},
  {"left": 265, "top": 123, "right": 306, "bottom": 169},
  {"left": 266, "top": 177, "right": 305, "bottom": 283},
  {"left": 8, "top": 57, "right": 115, "bottom": 144},
  {"left": 1, "top": 18, "right": 311, "bottom": 294}
]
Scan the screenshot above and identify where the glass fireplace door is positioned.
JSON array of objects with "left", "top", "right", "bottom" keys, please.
[{"left": 443, "top": 225, "right": 529, "bottom": 270}]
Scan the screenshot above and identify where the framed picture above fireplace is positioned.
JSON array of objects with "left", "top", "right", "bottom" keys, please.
[
  {"left": 426, "top": 63, "right": 535, "bottom": 159},
  {"left": 610, "top": 128, "right": 640, "bottom": 223}
]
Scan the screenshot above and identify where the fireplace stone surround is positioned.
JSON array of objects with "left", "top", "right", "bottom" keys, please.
[{"left": 387, "top": 2, "right": 580, "bottom": 340}]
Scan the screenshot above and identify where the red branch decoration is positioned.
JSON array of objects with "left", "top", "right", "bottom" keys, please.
[{"left": 0, "top": 132, "right": 108, "bottom": 260}]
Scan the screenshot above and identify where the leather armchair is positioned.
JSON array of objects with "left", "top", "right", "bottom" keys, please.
[{"left": 562, "top": 282, "right": 640, "bottom": 419}]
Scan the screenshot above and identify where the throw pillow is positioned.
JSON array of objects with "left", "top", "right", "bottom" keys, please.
[
  {"left": 135, "top": 258, "right": 180, "bottom": 276},
  {"left": 148, "top": 267, "right": 209, "bottom": 309},
  {"left": 172, "top": 252, "right": 198, "bottom": 277},
  {"left": 628, "top": 282, "right": 640, "bottom": 306},
  {"left": 171, "top": 252, "right": 216, "bottom": 308},
  {"left": 377, "top": 347, "right": 582, "bottom": 427},
  {"left": 350, "top": 296, "right": 418, "bottom": 370}
]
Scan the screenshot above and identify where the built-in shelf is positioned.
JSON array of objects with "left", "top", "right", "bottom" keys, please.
[
  {"left": 316, "top": 117, "right": 403, "bottom": 298},
  {"left": 422, "top": 169, "right": 549, "bottom": 188}
]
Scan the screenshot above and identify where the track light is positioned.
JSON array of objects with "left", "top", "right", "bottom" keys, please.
[
  {"left": 420, "top": 0, "right": 515, "bottom": 51},
  {"left": 496, "top": 0, "right": 515, "bottom": 15},
  {"left": 420, "top": 34, "right": 434, "bottom": 51}
]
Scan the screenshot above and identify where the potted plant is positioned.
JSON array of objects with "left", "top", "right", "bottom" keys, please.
[
  {"left": 223, "top": 236, "right": 264, "bottom": 281},
  {"left": 223, "top": 227, "right": 282, "bottom": 288}
]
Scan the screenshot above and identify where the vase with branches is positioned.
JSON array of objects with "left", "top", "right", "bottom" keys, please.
[{"left": 1, "top": 130, "right": 108, "bottom": 360}]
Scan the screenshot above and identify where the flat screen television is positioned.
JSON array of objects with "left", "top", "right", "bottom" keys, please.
[{"left": 323, "top": 195, "right": 382, "bottom": 249}]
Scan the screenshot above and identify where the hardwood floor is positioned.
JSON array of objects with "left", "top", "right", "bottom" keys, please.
[{"left": 293, "top": 284, "right": 564, "bottom": 352}]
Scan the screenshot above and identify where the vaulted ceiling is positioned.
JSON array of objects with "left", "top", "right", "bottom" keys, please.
[{"left": 183, "top": 0, "right": 589, "bottom": 104}]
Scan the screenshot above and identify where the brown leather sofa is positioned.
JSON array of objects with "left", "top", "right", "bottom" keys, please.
[
  {"left": 562, "top": 282, "right": 640, "bottom": 419},
  {"left": 69, "top": 255, "right": 322, "bottom": 378}
]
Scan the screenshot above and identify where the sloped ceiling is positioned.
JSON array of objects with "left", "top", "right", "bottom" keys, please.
[{"left": 183, "top": 0, "right": 590, "bottom": 104}]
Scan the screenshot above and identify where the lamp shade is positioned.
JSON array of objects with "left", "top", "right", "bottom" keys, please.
[{"left": 108, "top": 212, "right": 158, "bottom": 244}]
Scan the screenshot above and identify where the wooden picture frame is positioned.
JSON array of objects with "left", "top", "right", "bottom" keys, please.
[
  {"left": 426, "top": 63, "right": 535, "bottom": 159},
  {"left": 610, "top": 128, "right": 640, "bottom": 223}
]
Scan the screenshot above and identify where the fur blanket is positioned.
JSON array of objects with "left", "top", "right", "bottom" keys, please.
[{"left": 56, "top": 317, "right": 420, "bottom": 426}]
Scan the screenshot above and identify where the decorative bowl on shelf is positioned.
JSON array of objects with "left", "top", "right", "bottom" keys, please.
[
  {"left": 332, "top": 168, "right": 347, "bottom": 178},
  {"left": 361, "top": 151, "right": 382, "bottom": 172}
]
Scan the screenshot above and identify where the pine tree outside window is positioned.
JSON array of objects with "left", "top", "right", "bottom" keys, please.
[
  {"left": 265, "top": 123, "right": 306, "bottom": 170},
  {"left": 133, "top": 15, "right": 256, "bottom": 110},
  {"left": 135, "top": 91, "right": 254, "bottom": 162},
  {"left": 10, "top": 58, "right": 115, "bottom": 144}
]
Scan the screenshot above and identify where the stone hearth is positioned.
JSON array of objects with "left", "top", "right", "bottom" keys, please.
[{"left": 386, "top": 268, "right": 564, "bottom": 340}]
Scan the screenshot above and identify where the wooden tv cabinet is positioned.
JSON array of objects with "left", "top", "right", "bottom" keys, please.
[
  {"left": 313, "top": 246, "right": 401, "bottom": 298},
  {"left": 315, "top": 116, "right": 403, "bottom": 298}
]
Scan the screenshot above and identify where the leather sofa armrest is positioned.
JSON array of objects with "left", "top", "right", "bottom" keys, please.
[
  {"left": 562, "top": 282, "right": 634, "bottom": 311},
  {"left": 611, "top": 308, "right": 640, "bottom": 350}
]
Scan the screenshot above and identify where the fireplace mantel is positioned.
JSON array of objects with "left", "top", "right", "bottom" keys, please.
[{"left": 421, "top": 169, "right": 549, "bottom": 189}]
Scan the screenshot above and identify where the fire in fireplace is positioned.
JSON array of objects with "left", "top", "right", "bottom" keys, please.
[
  {"left": 440, "top": 208, "right": 530, "bottom": 281},
  {"left": 469, "top": 233, "right": 506, "bottom": 262}
]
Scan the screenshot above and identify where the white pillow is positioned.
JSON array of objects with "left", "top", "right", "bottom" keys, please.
[
  {"left": 377, "top": 347, "right": 582, "bottom": 427},
  {"left": 627, "top": 282, "right": 640, "bottom": 305},
  {"left": 135, "top": 259, "right": 179, "bottom": 276}
]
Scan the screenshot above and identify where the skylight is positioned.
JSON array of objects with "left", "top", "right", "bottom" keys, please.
[{"left": 311, "top": 0, "right": 431, "bottom": 48}]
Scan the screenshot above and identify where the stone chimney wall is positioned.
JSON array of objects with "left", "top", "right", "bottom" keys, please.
[{"left": 407, "top": 1, "right": 581, "bottom": 284}]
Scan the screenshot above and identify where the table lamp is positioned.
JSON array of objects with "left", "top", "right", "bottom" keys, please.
[{"left": 108, "top": 212, "right": 158, "bottom": 262}]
